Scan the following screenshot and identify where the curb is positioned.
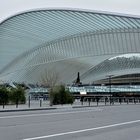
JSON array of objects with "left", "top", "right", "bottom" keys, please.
[
  {"left": 72, "top": 105, "right": 97, "bottom": 108},
  {"left": 0, "top": 107, "right": 57, "bottom": 112},
  {"left": 0, "top": 105, "right": 94, "bottom": 112}
]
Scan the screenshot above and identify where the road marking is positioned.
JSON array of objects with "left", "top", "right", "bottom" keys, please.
[
  {"left": 0, "top": 108, "right": 102, "bottom": 119},
  {"left": 23, "top": 119, "right": 140, "bottom": 140}
]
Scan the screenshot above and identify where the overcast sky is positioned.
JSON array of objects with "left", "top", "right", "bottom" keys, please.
[{"left": 0, "top": 0, "right": 140, "bottom": 22}]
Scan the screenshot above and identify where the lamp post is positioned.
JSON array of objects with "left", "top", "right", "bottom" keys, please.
[{"left": 106, "top": 75, "right": 114, "bottom": 105}]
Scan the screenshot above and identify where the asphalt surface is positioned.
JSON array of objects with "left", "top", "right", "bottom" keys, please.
[{"left": 0, "top": 105, "right": 140, "bottom": 140}]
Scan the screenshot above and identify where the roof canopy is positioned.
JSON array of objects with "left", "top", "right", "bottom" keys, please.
[{"left": 0, "top": 9, "right": 140, "bottom": 84}]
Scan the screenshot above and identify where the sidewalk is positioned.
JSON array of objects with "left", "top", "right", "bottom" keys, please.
[
  {"left": 0, "top": 100, "right": 139, "bottom": 112},
  {"left": 0, "top": 100, "right": 91, "bottom": 112},
  {"left": 0, "top": 100, "right": 56, "bottom": 112}
]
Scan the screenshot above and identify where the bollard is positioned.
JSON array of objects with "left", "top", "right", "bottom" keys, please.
[
  {"left": 28, "top": 95, "right": 31, "bottom": 108},
  {"left": 88, "top": 99, "right": 91, "bottom": 106},
  {"left": 119, "top": 98, "right": 122, "bottom": 104},
  {"left": 134, "top": 98, "right": 136, "bottom": 104},
  {"left": 80, "top": 97, "right": 84, "bottom": 106},
  {"left": 16, "top": 99, "right": 18, "bottom": 108},
  {"left": 127, "top": 98, "right": 129, "bottom": 104},
  {"left": 40, "top": 99, "right": 42, "bottom": 107},
  {"left": 112, "top": 97, "right": 114, "bottom": 105},
  {"left": 110, "top": 97, "right": 112, "bottom": 105},
  {"left": 2, "top": 102, "right": 4, "bottom": 109},
  {"left": 96, "top": 98, "right": 99, "bottom": 106},
  {"left": 105, "top": 97, "right": 108, "bottom": 106}
]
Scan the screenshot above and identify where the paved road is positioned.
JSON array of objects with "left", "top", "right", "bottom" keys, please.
[{"left": 0, "top": 105, "right": 140, "bottom": 140}]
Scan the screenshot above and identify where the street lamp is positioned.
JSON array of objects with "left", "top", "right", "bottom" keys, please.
[{"left": 106, "top": 75, "right": 114, "bottom": 105}]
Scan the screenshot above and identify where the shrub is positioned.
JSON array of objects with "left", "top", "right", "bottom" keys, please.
[
  {"left": 0, "top": 87, "right": 9, "bottom": 106},
  {"left": 10, "top": 86, "right": 26, "bottom": 106},
  {"left": 50, "top": 85, "right": 74, "bottom": 105}
]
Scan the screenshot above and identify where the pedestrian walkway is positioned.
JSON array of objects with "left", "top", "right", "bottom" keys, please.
[
  {"left": 0, "top": 100, "right": 55, "bottom": 112},
  {"left": 0, "top": 99, "right": 139, "bottom": 112}
]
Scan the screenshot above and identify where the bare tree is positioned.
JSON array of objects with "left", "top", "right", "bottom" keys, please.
[
  {"left": 41, "top": 69, "right": 59, "bottom": 88},
  {"left": 41, "top": 69, "right": 59, "bottom": 106}
]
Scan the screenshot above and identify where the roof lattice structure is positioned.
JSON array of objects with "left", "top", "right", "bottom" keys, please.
[{"left": 0, "top": 9, "right": 140, "bottom": 84}]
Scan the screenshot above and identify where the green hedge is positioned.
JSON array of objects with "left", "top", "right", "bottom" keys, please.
[
  {"left": 0, "top": 87, "right": 9, "bottom": 105},
  {"left": 0, "top": 86, "right": 26, "bottom": 106},
  {"left": 50, "top": 85, "right": 74, "bottom": 105}
]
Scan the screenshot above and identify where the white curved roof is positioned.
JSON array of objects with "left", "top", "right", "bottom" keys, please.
[
  {"left": 81, "top": 53, "right": 140, "bottom": 82},
  {"left": 0, "top": 8, "right": 140, "bottom": 84}
]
